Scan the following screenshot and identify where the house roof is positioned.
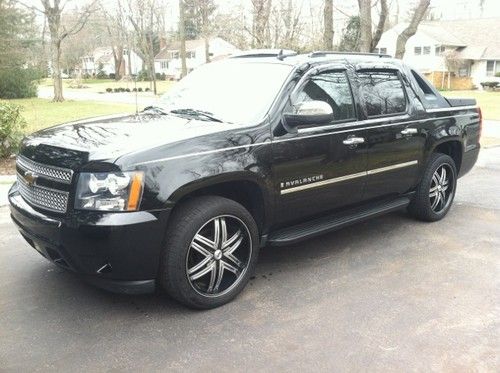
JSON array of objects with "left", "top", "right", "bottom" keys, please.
[
  {"left": 155, "top": 37, "right": 237, "bottom": 60},
  {"left": 156, "top": 39, "right": 207, "bottom": 59},
  {"left": 389, "top": 18, "right": 500, "bottom": 60}
]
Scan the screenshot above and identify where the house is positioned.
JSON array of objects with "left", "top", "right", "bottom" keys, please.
[
  {"left": 154, "top": 37, "right": 239, "bottom": 79},
  {"left": 79, "top": 47, "right": 143, "bottom": 77},
  {"left": 376, "top": 18, "right": 500, "bottom": 90}
]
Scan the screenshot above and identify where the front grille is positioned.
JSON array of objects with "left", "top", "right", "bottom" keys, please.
[
  {"left": 17, "top": 155, "right": 73, "bottom": 184},
  {"left": 17, "top": 173, "right": 69, "bottom": 213}
]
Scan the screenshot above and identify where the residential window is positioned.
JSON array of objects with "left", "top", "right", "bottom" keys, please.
[
  {"left": 373, "top": 47, "right": 387, "bottom": 54},
  {"left": 295, "top": 71, "right": 356, "bottom": 122},
  {"left": 414, "top": 47, "right": 422, "bottom": 55},
  {"left": 186, "top": 51, "right": 196, "bottom": 59},
  {"left": 458, "top": 67, "right": 469, "bottom": 77},
  {"left": 123, "top": 49, "right": 129, "bottom": 56},
  {"left": 486, "top": 60, "right": 500, "bottom": 76},
  {"left": 435, "top": 46, "right": 445, "bottom": 55},
  {"left": 358, "top": 71, "right": 407, "bottom": 117},
  {"left": 160, "top": 61, "right": 168, "bottom": 69},
  {"left": 423, "top": 46, "right": 431, "bottom": 55}
]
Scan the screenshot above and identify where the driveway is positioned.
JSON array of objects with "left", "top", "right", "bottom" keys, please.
[{"left": 0, "top": 150, "right": 499, "bottom": 371}]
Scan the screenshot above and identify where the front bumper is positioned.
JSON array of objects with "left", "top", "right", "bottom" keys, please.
[{"left": 8, "top": 183, "right": 171, "bottom": 294}]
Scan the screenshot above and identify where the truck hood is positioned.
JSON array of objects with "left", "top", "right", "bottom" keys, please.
[{"left": 21, "top": 112, "right": 240, "bottom": 166}]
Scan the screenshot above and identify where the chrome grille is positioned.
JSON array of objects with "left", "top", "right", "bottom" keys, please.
[
  {"left": 17, "top": 173, "right": 69, "bottom": 213},
  {"left": 17, "top": 155, "right": 73, "bottom": 184}
]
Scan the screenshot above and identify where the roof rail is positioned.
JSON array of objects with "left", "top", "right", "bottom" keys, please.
[
  {"left": 309, "top": 51, "right": 391, "bottom": 58},
  {"left": 229, "top": 49, "right": 298, "bottom": 59}
]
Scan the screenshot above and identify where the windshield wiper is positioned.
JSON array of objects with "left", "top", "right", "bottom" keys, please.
[
  {"left": 169, "top": 108, "right": 223, "bottom": 123},
  {"left": 142, "top": 106, "right": 170, "bottom": 115}
]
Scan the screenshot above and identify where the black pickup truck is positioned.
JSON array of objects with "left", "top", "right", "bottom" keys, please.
[{"left": 8, "top": 51, "right": 481, "bottom": 308}]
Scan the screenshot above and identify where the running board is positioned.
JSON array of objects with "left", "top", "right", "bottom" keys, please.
[{"left": 267, "top": 197, "right": 411, "bottom": 246}]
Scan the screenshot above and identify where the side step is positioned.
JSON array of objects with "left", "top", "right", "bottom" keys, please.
[{"left": 267, "top": 197, "right": 411, "bottom": 246}]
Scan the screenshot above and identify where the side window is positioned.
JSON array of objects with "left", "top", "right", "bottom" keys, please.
[
  {"left": 295, "top": 71, "right": 356, "bottom": 122},
  {"left": 357, "top": 71, "right": 407, "bottom": 117}
]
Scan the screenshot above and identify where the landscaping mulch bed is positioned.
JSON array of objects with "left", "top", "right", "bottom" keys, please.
[{"left": 0, "top": 157, "right": 16, "bottom": 175}]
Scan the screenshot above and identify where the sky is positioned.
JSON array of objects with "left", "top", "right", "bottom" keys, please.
[{"left": 23, "top": 0, "right": 500, "bottom": 45}]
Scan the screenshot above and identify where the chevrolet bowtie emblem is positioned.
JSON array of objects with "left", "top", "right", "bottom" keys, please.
[{"left": 23, "top": 171, "right": 38, "bottom": 186}]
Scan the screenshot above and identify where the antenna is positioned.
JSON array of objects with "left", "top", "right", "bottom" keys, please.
[
  {"left": 134, "top": 74, "right": 138, "bottom": 115},
  {"left": 133, "top": 62, "right": 139, "bottom": 115},
  {"left": 276, "top": 49, "right": 284, "bottom": 61}
]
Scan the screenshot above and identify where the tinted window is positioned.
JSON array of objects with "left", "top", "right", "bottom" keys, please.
[
  {"left": 295, "top": 71, "right": 355, "bottom": 122},
  {"left": 357, "top": 71, "right": 407, "bottom": 117}
]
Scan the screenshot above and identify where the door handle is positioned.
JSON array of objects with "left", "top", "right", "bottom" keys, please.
[
  {"left": 343, "top": 137, "right": 365, "bottom": 146},
  {"left": 401, "top": 128, "right": 418, "bottom": 135}
]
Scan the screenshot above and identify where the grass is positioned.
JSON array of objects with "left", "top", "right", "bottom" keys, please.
[
  {"left": 7, "top": 98, "right": 135, "bottom": 134},
  {"left": 40, "top": 78, "right": 175, "bottom": 95},
  {"left": 443, "top": 90, "right": 500, "bottom": 121}
]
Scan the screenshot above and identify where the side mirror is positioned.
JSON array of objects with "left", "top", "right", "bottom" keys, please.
[{"left": 283, "top": 100, "right": 334, "bottom": 128}]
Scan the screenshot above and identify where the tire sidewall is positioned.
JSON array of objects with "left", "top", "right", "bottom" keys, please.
[
  {"left": 163, "top": 197, "right": 259, "bottom": 309},
  {"left": 422, "top": 154, "right": 457, "bottom": 220}
]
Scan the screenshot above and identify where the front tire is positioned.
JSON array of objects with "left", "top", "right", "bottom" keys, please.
[
  {"left": 160, "top": 196, "right": 259, "bottom": 309},
  {"left": 408, "top": 153, "right": 457, "bottom": 222}
]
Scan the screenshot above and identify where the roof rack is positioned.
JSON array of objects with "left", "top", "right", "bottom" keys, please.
[
  {"left": 229, "top": 49, "right": 298, "bottom": 59},
  {"left": 308, "top": 51, "right": 391, "bottom": 58}
]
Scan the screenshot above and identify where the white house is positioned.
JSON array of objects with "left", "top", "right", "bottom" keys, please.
[
  {"left": 376, "top": 18, "right": 500, "bottom": 89},
  {"left": 80, "top": 47, "right": 143, "bottom": 77},
  {"left": 154, "top": 37, "right": 239, "bottom": 79}
]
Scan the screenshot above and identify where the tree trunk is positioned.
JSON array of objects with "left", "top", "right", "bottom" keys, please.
[
  {"left": 112, "top": 46, "right": 124, "bottom": 80},
  {"left": 394, "top": 0, "right": 430, "bottom": 59},
  {"left": 370, "top": 0, "right": 388, "bottom": 52},
  {"left": 51, "top": 39, "right": 64, "bottom": 102},
  {"left": 357, "top": 0, "right": 372, "bottom": 53},
  {"left": 323, "top": 0, "right": 334, "bottom": 50},
  {"left": 179, "top": 0, "right": 187, "bottom": 78},
  {"left": 204, "top": 37, "right": 210, "bottom": 63},
  {"left": 149, "top": 35, "right": 157, "bottom": 95}
]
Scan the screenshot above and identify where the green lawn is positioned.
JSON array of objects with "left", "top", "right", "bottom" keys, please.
[
  {"left": 443, "top": 90, "right": 500, "bottom": 121},
  {"left": 7, "top": 98, "right": 135, "bottom": 134}
]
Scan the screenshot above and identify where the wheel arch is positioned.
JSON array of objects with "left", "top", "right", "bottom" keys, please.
[
  {"left": 429, "top": 139, "right": 463, "bottom": 173},
  {"left": 167, "top": 173, "right": 271, "bottom": 234}
]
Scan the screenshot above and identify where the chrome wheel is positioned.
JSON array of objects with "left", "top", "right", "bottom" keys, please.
[
  {"left": 429, "top": 164, "right": 454, "bottom": 213},
  {"left": 186, "top": 215, "right": 252, "bottom": 297}
]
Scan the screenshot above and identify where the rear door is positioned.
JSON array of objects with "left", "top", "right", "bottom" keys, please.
[
  {"left": 272, "top": 67, "right": 368, "bottom": 225},
  {"left": 355, "top": 69, "right": 425, "bottom": 200}
]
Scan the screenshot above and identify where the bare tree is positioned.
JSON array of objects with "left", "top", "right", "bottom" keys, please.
[
  {"left": 371, "top": 0, "right": 387, "bottom": 51},
  {"left": 357, "top": 0, "right": 372, "bottom": 52},
  {"left": 323, "top": 0, "right": 333, "bottom": 50},
  {"left": 357, "top": 0, "right": 388, "bottom": 53},
  {"left": 394, "top": 0, "right": 430, "bottom": 59},
  {"left": 128, "top": 0, "right": 164, "bottom": 93},
  {"left": 268, "top": 0, "right": 303, "bottom": 49},
  {"left": 250, "top": 0, "right": 273, "bottom": 48},
  {"left": 179, "top": 0, "right": 187, "bottom": 77},
  {"left": 102, "top": 0, "right": 128, "bottom": 80},
  {"left": 185, "top": 0, "right": 217, "bottom": 63},
  {"left": 18, "top": 0, "right": 96, "bottom": 101}
]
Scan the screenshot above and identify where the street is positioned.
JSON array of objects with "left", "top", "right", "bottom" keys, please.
[{"left": 0, "top": 147, "right": 498, "bottom": 372}]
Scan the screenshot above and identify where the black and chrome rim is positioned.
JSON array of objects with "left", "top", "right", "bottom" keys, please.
[
  {"left": 186, "top": 215, "right": 252, "bottom": 297},
  {"left": 429, "top": 164, "right": 454, "bottom": 213}
]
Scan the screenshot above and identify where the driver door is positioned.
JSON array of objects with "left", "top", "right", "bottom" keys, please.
[{"left": 272, "top": 68, "right": 368, "bottom": 226}]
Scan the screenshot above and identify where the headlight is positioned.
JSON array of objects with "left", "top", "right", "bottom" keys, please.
[{"left": 75, "top": 171, "right": 144, "bottom": 211}]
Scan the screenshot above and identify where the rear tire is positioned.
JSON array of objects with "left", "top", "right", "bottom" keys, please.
[
  {"left": 408, "top": 153, "right": 457, "bottom": 222},
  {"left": 160, "top": 196, "right": 259, "bottom": 309}
]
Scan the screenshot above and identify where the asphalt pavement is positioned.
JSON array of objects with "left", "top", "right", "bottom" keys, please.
[{"left": 0, "top": 149, "right": 499, "bottom": 372}]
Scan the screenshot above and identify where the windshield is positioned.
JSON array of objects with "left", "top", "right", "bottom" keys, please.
[{"left": 159, "top": 61, "right": 293, "bottom": 124}]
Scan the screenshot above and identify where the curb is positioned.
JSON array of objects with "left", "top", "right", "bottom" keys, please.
[{"left": 0, "top": 175, "right": 16, "bottom": 184}]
